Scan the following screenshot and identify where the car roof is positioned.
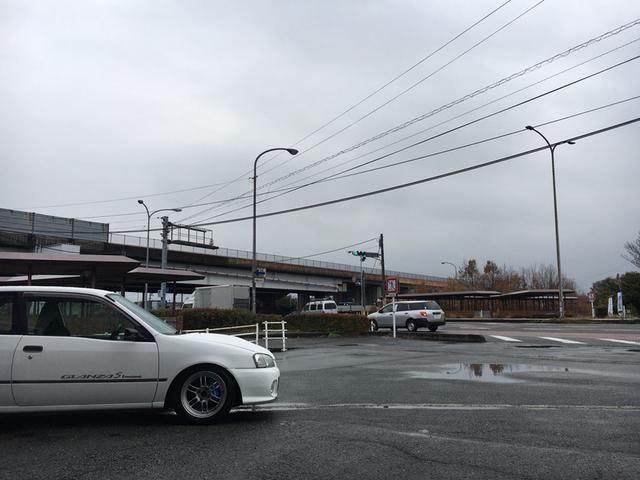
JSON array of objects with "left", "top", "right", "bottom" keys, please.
[{"left": 0, "top": 286, "right": 112, "bottom": 297}]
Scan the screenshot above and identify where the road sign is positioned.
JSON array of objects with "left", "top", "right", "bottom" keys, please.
[
  {"left": 386, "top": 276, "right": 398, "bottom": 295},
  {"left": 255, "top": 267, "right": 267, "bottom": 277}
]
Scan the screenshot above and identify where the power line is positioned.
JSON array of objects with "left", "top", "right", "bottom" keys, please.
[
  {"left": 274, "top": 36, "right": 640, "bottom": 192},
  {"left": 180, "top": 117, "right": 639, "bottom": 228},
  {"left": 190, "top": 55, "right": 639, "bottom": 223},
  {"left": 279, "top": 237, "right": 379, "bottom": 262},
  {"left": 24, "top": 181, "right": 235, "bottom": 210},
  {"left": 175, "top": 0, "right": 515, "bottom": 218},
  {"left": 54, "top": 116, "right": 640, "bottom": 237},
  {"left": 186, "top": 19, "right": 640, "bottom": 222},
  {"left": 257, "top": 18, "right": 640, "bottom": 192},
  {"left": 258, "top": 0, "right": 546, "bottom": 178}
]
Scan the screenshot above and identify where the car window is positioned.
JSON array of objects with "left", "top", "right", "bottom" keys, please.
[
  {"left": 396, "top": 303, "right": 409, "bottom": 312},
  {"left": 0, "top": 294, "right": 14, "bottom": 334},
  {"left": 303, "top": 304, "right": 309, "bottom": 311},
  {"left": 381, "top": 304, "right": 393, "bottom": 313},
  {"left": 426, "top": 301, "right": 442, "bottom": 310},
  {"left": 107, "top": 294, "right": 175, "bottom": 334},
  {"left": 324, "top": 302, "right": 337, "bottom": 310},
  {"left": 310, "top": 304, "right": 316, "bottom": 311},
  {"left": 25, "top": 296, "right": 138, "bottom": 341}
]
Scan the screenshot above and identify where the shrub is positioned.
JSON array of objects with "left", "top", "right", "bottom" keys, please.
[
  {"left": 150, "top": 308, "right": 174, "bottom": 318},
  {"left": 285, "top": 313, "right": 369, "bottom": 333},
  {"left": 181, "top": 308, "right": 280, "bottom": 330}
]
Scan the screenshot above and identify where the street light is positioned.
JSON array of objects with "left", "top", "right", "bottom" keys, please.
[
  {"left": 441, "top": 261, "right": 458, "bottom": 279},
  {"left": 252, "top": 147, "right": 298, "bottom": 313},
  {"left": 524, "top": 125, "right": 575, "bottom": 319},
  {"left": 137, "top": 200, "right": 182, "bottom": 309}
]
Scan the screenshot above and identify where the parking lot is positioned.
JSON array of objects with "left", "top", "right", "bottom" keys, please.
[{"left": 1, "top": 330, "right": 639, "bottom": 480}]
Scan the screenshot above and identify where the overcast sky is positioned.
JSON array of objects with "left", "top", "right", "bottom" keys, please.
[{"left": 1, "top": 0, "right": 639, "bottom": 291}]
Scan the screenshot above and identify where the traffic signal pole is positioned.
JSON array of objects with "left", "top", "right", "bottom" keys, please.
[
  {"left": 360, "top": 256, "right": 365, "bottom": 311},
  {"left": 379, "top": 233, "right": 386, "bottom": 303},
  {"left": 348, "top": 249, "right": 381, "bottom": 315}
]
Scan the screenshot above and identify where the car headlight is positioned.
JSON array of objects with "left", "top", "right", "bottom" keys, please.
[{"left": 253, "top": 353, "right": 276, "bottom": 368}]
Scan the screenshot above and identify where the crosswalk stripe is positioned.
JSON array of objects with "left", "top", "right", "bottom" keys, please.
[
  {"left": 599, "top": 338, "right": 640, "bottom": 346},
  {"left": 539, "top": 336, "right": 585, "bottom": 345},
  {"left": 490, "top": 335, "right": 522, "bottom": 342}
]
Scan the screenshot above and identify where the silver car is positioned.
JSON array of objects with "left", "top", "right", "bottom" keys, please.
[{"left": 368, "top": 300, "right": 445, "bottom": 332}]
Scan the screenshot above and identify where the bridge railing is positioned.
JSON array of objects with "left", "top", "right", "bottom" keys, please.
[{"left": 109, "top": 232, "right": 444, "bottom": 282}]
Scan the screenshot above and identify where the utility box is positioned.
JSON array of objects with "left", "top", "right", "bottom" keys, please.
[{"left": 193, "top": 285, "right": 250, "bottom": 310}]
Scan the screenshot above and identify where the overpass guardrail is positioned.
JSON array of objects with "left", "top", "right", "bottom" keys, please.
[{"left": 109, "top": 232, "right": 444, "bottom": 282}]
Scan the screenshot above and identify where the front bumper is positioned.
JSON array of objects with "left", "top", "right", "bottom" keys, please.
[{"left": 230, "top": 366, "right": 280, "bottom": 405}]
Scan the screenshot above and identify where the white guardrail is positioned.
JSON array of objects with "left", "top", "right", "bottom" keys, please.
[{"left": 182, "top": 320, "right": 287, "bottom": 352}]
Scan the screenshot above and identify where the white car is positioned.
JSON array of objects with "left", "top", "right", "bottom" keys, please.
[{"left": 0, "top": 286, "right": 279, "bottom": 424}]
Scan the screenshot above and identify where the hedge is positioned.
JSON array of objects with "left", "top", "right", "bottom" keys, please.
[
  {"left": 177, "top": 309, "right": 369, "bottom": 334},
  {"left": 285, "top": 313, "right": 369, "bottom": 333},
  {"left": 180, "top": 308, "right": 280, "bottom": 330}
]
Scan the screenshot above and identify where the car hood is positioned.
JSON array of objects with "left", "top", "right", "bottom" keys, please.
[{"left": 178, "top": 332, "right": 272, "bottom": 355}]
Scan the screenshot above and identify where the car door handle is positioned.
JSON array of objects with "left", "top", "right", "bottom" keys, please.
[{"left": 23, "top": 345, "right": 43, "bottom": 353}]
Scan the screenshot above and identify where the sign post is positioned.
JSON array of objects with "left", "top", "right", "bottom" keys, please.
[
  {"left": 385, "top": 277, "right": 399, "bottom": 339},
  {"left": 588, "top": 292, "right": 595, "bottom": 319}
]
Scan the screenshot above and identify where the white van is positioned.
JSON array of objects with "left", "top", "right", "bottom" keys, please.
[{"left": 301, "top": 300, "right": 338, "bottom": 314}]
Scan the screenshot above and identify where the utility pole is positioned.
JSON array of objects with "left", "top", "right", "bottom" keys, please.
[
  {"left": 379, "top": 233, "right": 386, "bottom": 303},
  {"left": 160, "top": 216, "right": 169, "bottom": 309}
]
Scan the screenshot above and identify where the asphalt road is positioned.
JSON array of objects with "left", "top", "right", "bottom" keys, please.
[{"left": 1, "top": 324, "right": 639, "bottom": 480}]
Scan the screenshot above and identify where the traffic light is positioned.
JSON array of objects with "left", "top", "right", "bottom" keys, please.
[{"left": 349, "top": 250, "right": 362, "bottom": 257}]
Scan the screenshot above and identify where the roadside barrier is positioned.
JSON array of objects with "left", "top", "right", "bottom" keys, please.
[{"left": 264, "top": 320, "right": 287, "bottom": 352}]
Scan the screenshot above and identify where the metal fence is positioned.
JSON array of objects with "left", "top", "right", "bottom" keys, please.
[{"left": 182, "top": 321, "right": 287, "bottom": 352}]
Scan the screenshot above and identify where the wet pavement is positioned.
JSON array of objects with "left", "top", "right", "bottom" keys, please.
[{"left": 1, "top": 333, "right": 639, "bottom": 479}]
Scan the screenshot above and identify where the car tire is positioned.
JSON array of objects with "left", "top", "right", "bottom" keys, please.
[
  {"left": 428, "top": 325, "right": 438, "bottom": 332},
  {"left": 370, "top": 320, "right": 378, "bottom": 332},
  {"left": 172, "top": 366, "right": 235, "bottom": 424},
  {"left": 406, "top": 319, "right": 417, "bottom": 332}
]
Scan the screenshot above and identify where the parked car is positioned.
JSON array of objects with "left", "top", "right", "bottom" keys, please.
[
  {"left": 367, "top": 300, "right": 445, "bottom": 332},
  {"left": 0, "top": 286, "right": 279, "bottom": 424},
  {"left": 301, "top": 299, "right": 338, "bottom": 314}
]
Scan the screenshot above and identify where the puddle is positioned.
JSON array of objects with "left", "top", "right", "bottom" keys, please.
[{"left": 406, "top": 363, "right": 572, "bottom": 383}]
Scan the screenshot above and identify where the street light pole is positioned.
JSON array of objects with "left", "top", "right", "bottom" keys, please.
[
  {"left": 137, "top": 200, "right": 182, "bottom": 309},
  {"left": 524, "top": 126, "right": 575, "bottom": 319},
  {"left": 252, "top": 147, "right": 298, "bottom": 314}
]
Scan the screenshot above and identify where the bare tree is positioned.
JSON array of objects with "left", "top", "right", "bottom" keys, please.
[{"left": 623, "top": 231, "right": 640, "bottom": 269}]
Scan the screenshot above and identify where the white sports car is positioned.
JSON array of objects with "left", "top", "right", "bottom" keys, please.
[{"left": 0, "top": 286, "right": 279, "bottom": 424}]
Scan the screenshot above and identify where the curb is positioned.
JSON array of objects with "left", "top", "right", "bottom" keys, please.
[
  {"left": 446, "top": 318, "right": 640, "bottom": 324},
  {"left": 287, "top": 331, "right": 486, "bottom": 343}
]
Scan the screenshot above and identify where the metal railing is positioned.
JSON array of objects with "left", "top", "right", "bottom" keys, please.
[
  {"left": 109, "top": 232, "right": 444, "bottom": 282},
  {"left": 263, "top": 320, "right": 287, "bottom": 352},
  {"left": 182, "top": 324, "right": 260, "bottom": 344},
  {"left": 181, "top": 320, "right": 287, "bottom": 352}
]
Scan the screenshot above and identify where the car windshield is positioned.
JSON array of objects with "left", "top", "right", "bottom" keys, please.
[{"left": 106, "top": 294, "right": 177, "bottom": 335}]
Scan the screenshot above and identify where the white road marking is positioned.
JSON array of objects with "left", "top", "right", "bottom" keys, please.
[
  {"left": 235, "top": 402, "right": 640, "bottom": 412},
  {"left": 599, "top": 338, "right": 640, "bottom": 346},
  {"left": 539, "top": 337, "right": 586, "bottom": 344},
  {"left": 490, "top": 335, "right": 522, "bottom": 342}
]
